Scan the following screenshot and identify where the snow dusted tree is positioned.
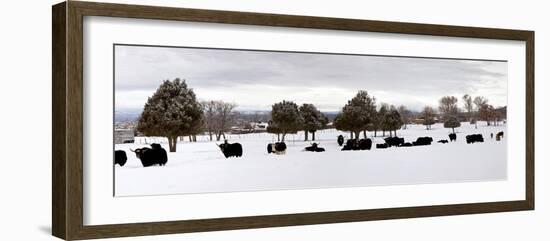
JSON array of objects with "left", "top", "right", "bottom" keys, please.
[
  {"left": 299, "top": 103, "right": 327, "bottom": 141},
  {"left": 473, "top": 96, "right": 488, "bottom": 128},
  {"left": 214, "top": 101, "right": 237, "bottom": 141},
  {"left": 421, "top": 106, "right": 436, "bottom": 130},
  {"left": 271, "top": 101, "right": 304, "bottom": 142},
  {"left": 137, "top": 78, "right": 203, "bottom": 152},
  {"left": 444, "top": 116, "right": 461, "bottom": 133},
  {"left": 397, "top": 105, "right": 411, "bottom": 129},
  {"left": 334, "top": 90, "right": 377, "bottom": 140},
  {"left": 462, "top": 94, "right": 474, "bottom": 124}
]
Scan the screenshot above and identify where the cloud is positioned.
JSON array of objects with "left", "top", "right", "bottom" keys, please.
[{"left": 114, "top": 45, "right": 507, "bottom": 112}]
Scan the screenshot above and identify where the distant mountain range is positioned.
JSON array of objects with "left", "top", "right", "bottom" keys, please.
[{"left": 114, "top": 108, "right": 341, "bottom": 123}]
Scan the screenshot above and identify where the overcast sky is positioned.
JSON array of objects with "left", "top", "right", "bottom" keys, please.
[{"left": 114, "top": 45, "right": 507, "bottom": 112}]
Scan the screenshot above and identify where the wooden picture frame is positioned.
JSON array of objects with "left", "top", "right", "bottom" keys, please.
[{"left": 52, "top": 1, "right": 534, "bottom": 240}]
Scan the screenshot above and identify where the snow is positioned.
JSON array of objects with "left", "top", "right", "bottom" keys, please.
[{"left": 115, "top": 122, "right": 507, "bottom": 197}]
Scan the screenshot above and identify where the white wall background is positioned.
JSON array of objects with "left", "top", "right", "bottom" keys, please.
[{"left": 0, "top": 0, "right": 546, "bottom": 240}]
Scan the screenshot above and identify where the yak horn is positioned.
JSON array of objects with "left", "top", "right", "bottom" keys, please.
[{"left": 129, "top": 149, "right": 136, "bottom": 152}]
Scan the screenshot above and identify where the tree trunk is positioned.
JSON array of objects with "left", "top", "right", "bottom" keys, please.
[
  {"left": 193, "top": 135, "right": 197, "bottom": 142},
  {"left": 188, "top": 136, "right": 192, "bottom": 142},
  {"left": 277, "top": 133, "right": 280, "bottom": 142},
  {"left": 304, "top": 130, "right": 309, "bottom": 141},
  {"left": 382, "top": 130, "right": 385, "bottom": 137},
  {"left": 222, "top": 132, "right": 226, "bottom": 140},
  {"left": 363, "top": 130, "right": 367, "bottom": 139},
  {"left": 282, "top": 133, "right": 287, "bottom": 142},
  {"left": 208, "top": 131, "right": 213, "bottom": 141},
  {"left": 354, "top": 131, "right": 361, "bottom": 140},
  {"left": 394, "top": 130, "right": 397, "bottom": 137},
  {"left": 312, "top": 131, "right": 316, "bottom": 141},
  {"left": 374, "top": 130, "right": 377, "bottom": 137},
  {"left": 452, "top": 127, "right": 455, "bottom": 134},
  {"left": 167, "top": 136, "right": 177, "bottom": 152},
  {"left": 216, "top": 133, "right": 221, "bottom": 141},
  {"left": 350, "top": 131, "right": 354, "bottom": 140}
]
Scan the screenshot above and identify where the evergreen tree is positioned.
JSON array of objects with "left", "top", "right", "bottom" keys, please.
[
  {"left": 377, "top": 103, "right": 389, "bottom": 136},
  {"left": 334, "top": 90, "right": 377, "bottom": 140},
  {"left": 386, "top": 106, "right": 404, "bottom": 137},
  {"left": 266, "top": 120, "right": 282, "bottom": 141},
  {"left": 299, "top": 103, "right": 327, "bottom": 141},
  {"left": 271, "top": 101, "right": 304, "bottom": 142},
  {"left": 137, "top": 78, "right": 203, "bottom": 152},
  {"left": 444, "top": 116, "right": 461, "bottom": 133}
]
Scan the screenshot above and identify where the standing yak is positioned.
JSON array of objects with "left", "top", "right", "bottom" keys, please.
[
  {"left": 449, "top": 133, "right": 457, "bottom": 142},
  {"left": 114, "top": 150, "right": 127, "bottom": 166},
  {"left": 337, "top": 135, "right": 344, "bottom": 146},
  {"left": 218, "top": 140, "right": 243, "bottom": 158},
  {"left": 130, "top": 143, "right": 168, "bottom": 167}
]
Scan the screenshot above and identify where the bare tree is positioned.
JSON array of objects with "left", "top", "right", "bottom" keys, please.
[
  {"left": 214, "top": 101, "right": 237, "bottom": 141},
  {"left": 473, "top": 96, "right": 488, "bottom": 129},
  {"left": 462, "top": 94, "right": 474, "bottom": 123},
  {"left": 201, "top": 101, "right": 217, "bottom": 141},
  {"left": 439, "top": 96, "right": 459, "bottom": 120},
  {"left": 422, "top": 106, "right": 436, "bottom": 130},
  {"left": 397, "top": 105, "right": 411, "bottom": 129}
]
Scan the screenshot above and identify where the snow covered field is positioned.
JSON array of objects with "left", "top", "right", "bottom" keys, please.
[{"left": 115, "top": 122, "right": 507, "bottom": 197}]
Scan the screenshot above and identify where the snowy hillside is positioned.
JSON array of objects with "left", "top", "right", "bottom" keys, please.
[{"left": 115, "top": 122, "right": 507, "bottom": 197}]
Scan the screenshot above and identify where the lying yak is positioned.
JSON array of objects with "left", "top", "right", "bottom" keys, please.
[
  {"left": 267, "top": 142, "right": 287, "bottom": 155},
  {"left": 114, "top": 150, "right": 127, "bottom": 166},
  {"left": 218, "top": 141, "right": 243, "bottom": 158},
  {"left": 496, "top": 131, "right": 504, "bottom": 141},
  {"left": 384, "top": 137, "right": 405, "bottom": 147},
  {"left": 449, "top": 133, "right": 457, "bottom": 142},
  {"left": 304, "top": 143, "right": 325, "bottom": 152},
  {"left": 376, "top": 143, "right": 389, "bottom": 149},
  {"left": 337, "top": 135, "right": 344, "bottom": 146},
  {"left": 341, "top": 138, "right": 372, "bottom": 151},
  {"left": 466, "top": 134, "right": 484, "bottom": 144},
  {"left": 438, "top": 140, "right": 449, "bottom": 144},
  {"left": 413, "top": 137, "right": 433, "bottom": 146},
  {"left": 130, "top": 143, "right": 168, "bottom": 167}
]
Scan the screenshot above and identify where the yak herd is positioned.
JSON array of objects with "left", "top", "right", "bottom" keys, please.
[{"left": 114, "top": 131, "right": 505, "bottom": 167}]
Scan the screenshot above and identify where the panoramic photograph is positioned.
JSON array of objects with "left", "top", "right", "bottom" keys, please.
[{"left": 113, "top": 44, "right": 508, "bottom": 197}]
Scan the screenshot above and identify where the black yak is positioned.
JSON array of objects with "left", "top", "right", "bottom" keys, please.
[
  {"left": 267, "top": 142, "right": 287, "bottom": 155},
  {"left": 123, "top": 139, "right": 135, "bottom": 144},
  {"left": 376, "top": 143, "right": 388, "bottom": 149},
  {"left": 448, "top": 133, "right": 457, "bottom": 142},
  {"left": 412, "top": 137, "right": 433, "bottom": 146},
  {"left": 341, "top": 139, "right": 356, "bottom": 151},
  {"left": 218, "top": 141, "right": 243, "bottom": 158},
  {"left": 130, "top": 143, "right": 168, "bottom": 167},
  {"left": 304, "top": 143, "right": 325, "bottom": 152},
  {"left": 337, "top": 135, "right": 344, "bottom": 146},
  {"left": 400, "top": 142, "right": 413, "bottom": 147},
  {"left": 114, "top": 150, "right": 127, "bottom": 166},
  {"left": 438, "top": 140, "right": 449, "bottom": 144},
  {"left": 466, "top": 134, "right": 484, "bottom": 144},
  {"left": 384, "top": 137, "right": 405, "bottom": 147},
  {"left": 342, "top": 138, "right": 372, "bottom": 151},
  {"left": 496, "top": 131, "right": 504, "bottom": 141},
  {"left": 358, "top": 138, "right": 372, "bottom": 150}
]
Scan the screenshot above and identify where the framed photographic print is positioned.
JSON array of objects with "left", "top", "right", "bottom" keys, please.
[{"left": 52, "top": 1, "right": 534, "bottom": 240}]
